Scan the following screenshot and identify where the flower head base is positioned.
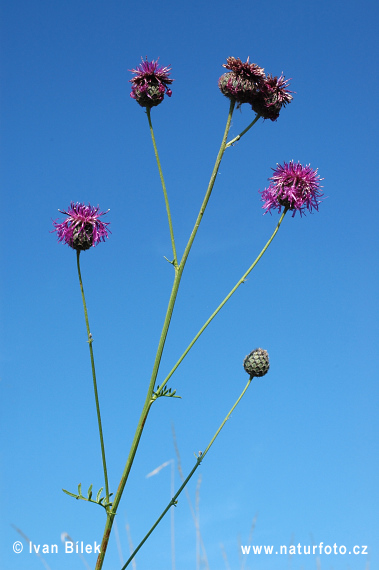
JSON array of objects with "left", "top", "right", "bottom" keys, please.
[
  {"left": 218, "top": 57, "right": 292, "bottom": 120},
  {"left": 129, "top": 58, "right": 173, "bottom": 108},
  {"left": 252, "top": 74, "right": 293, "bottom": 121},
  {"left": 243, "top": 348, "right": 270, "bottom": 378},
  {"left": 218, "top": 57, "right": 265, "bottom": 108},
  {"left": 261, "top": 162, "right": 323, "bottom": 217},
  {"left": 52, "top": 202, "right": 110, "bottom": 251}
]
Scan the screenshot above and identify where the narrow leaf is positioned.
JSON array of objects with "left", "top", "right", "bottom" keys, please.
[{"left": 62, "top": 489, "right": 79, "bottom": 499}]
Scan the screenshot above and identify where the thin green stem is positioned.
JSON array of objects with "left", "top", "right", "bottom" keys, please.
[
  {"left": 225, "top": 113, "right": 261, "bottom": 148},
  {"left": 120, "top": 376, "right": 253, "bottom": 569},
  {"left": 201, "top": 377, "right": 252, "bottom": 459},
  {"left": 121, "top": 459, "right": 201, "bottom": 570},
  {"left": 156, "top": 208, "right": 288, "bottom": 396},
  {"left": 76, "top": 251, "right": 110, "bottom": 504},
  {"left": 180, "top": 99, "right": 235, "bottom": 268},
  {"left": 95, "top": 100, "right": 235, "bottom": 570},
  {"left": 146, "top": 107, "right": 178, "bottom": 265}
]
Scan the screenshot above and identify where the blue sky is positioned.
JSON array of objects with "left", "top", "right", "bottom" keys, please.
[{"left": 1, "top": 0, "right": 378, "bottom": 569}]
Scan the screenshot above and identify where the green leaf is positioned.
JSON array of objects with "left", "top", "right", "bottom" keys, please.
[
  {"left": 87, "top": 484, "right": 93, "bottom": 500},
  {"left": 62, "top": 488, "right": 79, "bottom": 499},
  {"left": 78, "top": 483, "right": 82, "bottom": 497},
  {"left": 96, "top": 487, "right": 104, "bottom": 503}
]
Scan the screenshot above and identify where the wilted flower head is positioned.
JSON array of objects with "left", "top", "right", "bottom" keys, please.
[
  {"left": 252, "top": 74, "right": 293, "bottom": 121},
  {"left": 222, "top": 56, "right": 265, "bottom": 80},
  {"left": 52, "top": 202, "right": 110, "bottom": 251},
  {"left": 261, "top": 161, "right": 323, "bottom": 216},
  {"left": 129, "top": 57, "right": 173, "bottom": 108},
  {"left": 218, "top": 57, "right": 293, "bottom": 119},
  {"left": 218, "top": 56, "right": 265, "bottom": 107}
]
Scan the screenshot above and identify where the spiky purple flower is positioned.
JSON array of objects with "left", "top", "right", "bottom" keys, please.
[
  {"left": 52, "top": 202, "right": 110, "bottom": 251},
  {"left": 218, "top": 56, "right": 265, "bottom": 107},
  {"left": 129, "top": 57, "right": 173, "bottom": 108},
  {"left": 252, "top": 74, "right": 293, "bottom": 121},
  {"left": 260, "top": 162, "right": 324, "bottom": 216}
]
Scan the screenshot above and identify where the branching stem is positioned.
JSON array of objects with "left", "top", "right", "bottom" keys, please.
[
  {"left": 120, "top": 375, "right": 253, "bottom": 569},
  {"left": 94, "top": 100, "right": 235, "bottom": 570},
  {"left": 156, "top": 208, "right": 288, "bottom": 397},
  {"left": 225, "top": 113, "right": 261, "bottom": 148}
]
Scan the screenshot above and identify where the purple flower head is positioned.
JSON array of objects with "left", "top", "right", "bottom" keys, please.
[
  {"left": 129, "top": 57, "right": 173, "bottom": 108},
  {"left": 260, "top": 162, "right": 324, "bottom": 217},
  {"left": 252, "top": 74, "right": 293, "bottom": 121},
  {"left": 218, "top": 56, "right": 265, "bottom": 107},
  {"left": 52, "top": 202, "right": 110, "bottom": 251}
]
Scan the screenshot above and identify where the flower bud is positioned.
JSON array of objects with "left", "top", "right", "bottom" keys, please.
[{"left": 243, "top": 348, "right": 270, "bottom": 378}]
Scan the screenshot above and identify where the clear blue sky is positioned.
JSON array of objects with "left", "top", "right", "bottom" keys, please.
[{"left": 1, "top": 1, "right": 378, "bottom": 569}]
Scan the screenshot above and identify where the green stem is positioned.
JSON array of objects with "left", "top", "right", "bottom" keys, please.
[
  {"left": 76, "top": 250, "right": 110, "bottom": 505},
  {"left": 156, "top": 208, "right": 288, "bottom": 396},
  {"left": 201, "top": 376, "right": 252, "bottom": 459},
  {"left": 121, "top": 460, "right": 201, "bottom": 570},
  {"left": 225, "top": 113, "right": 261, "bottom": 148},
  {"left": 146, "top": 107, "right": 178, "bottom": 266},
  {"left": 121, "top": 376, "right": 253, "bottom": 569},
  {"left": 95, "top": 100, "right": 236, "bottom": 570},
  {"left": 180, "top": 100, "right": 235, "bottom": 268}
]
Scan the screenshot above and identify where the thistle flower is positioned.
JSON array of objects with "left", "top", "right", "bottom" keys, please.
[
  {"left": 129, "top": 57, "right": 173, "bottom": 108},
  {"left": 218, "top": 56, "right": 265, "bottom": 107},
  {"left": 260, "top": 161, "right": 324, "bottom": 216},
  {"left": 243, "top": 348, "right": 270, "bottom": 378},
  {"left": 251, "top": 74, "right": 293, "bottom": 121},
  {"left": 219, "top": 57, "right": 293, "bottom": 120},
  {"left": 52, "top": 202, "right": 110, "bottom": 251}
]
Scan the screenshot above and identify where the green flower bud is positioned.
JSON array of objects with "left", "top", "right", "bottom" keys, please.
[{"left": 243, "top": 348, "right": 270, "bottom": 378}]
